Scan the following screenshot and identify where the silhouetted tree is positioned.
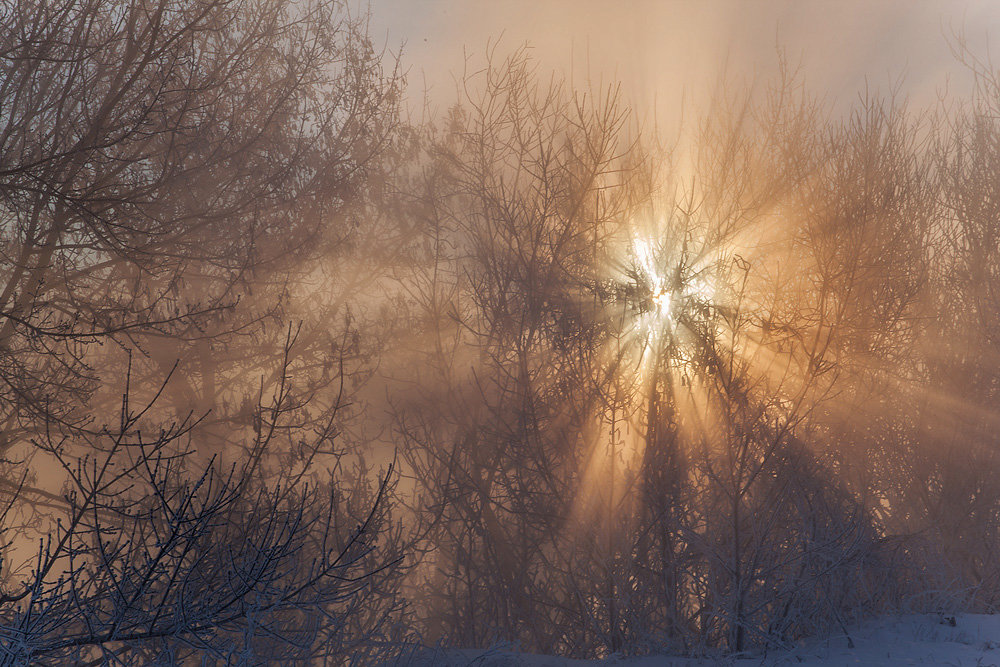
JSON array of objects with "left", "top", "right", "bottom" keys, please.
[{"left": 0, "top": 0, "right": 410, "bottom": 662}]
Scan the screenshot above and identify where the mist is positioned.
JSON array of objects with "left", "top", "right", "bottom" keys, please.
[
  {"left": 2, "top": 1, "right": 1000, "bottom": 664},
  {"left": 374, "top": 0, "right": 997, "bottom": 122}
]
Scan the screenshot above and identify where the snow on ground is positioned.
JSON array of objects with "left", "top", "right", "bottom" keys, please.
[{"left": 413, "top": 614, "right": 1000, "bottom": 666}]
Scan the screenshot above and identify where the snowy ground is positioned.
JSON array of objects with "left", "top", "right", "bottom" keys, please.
[{"left": 413, "top": 614, "right": 1000, "bottom": 666}]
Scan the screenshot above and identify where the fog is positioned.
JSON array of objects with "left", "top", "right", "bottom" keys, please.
[
  {"left": 4, "top": 1, "right": 1000, "bottom": 664},
  {"left": 373, "top": 0, "right": 998, "bottom": 123}
]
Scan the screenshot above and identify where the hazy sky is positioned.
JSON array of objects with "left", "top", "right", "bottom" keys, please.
[{"left": 370, "top": 0, "right": 1000, "bottom": 126}]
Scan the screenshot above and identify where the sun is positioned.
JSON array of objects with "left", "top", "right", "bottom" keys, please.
[
  {"left": 627, "top": 234, "right": 719, "bottom": 340},
  {"left": 652, "top": 290, "right": 672, "bottom": 315}
]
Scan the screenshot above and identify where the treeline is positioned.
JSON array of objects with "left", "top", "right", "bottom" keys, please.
[{"left": 1, "top": 1, "right": 999, "bottom": 663}]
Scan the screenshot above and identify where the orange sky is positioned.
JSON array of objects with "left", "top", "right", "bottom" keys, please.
[{"left": 370, "top": 0, "right": 1000, "bottom": 127}]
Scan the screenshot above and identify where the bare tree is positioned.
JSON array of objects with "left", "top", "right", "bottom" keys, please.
[
  {"left": 0, "top": 332, "right": 404, "bottom": 664},
  {"left": 0, "top": 0, "right": 412, "bottom": 662},
  {"left": 389, "top": 47, "right": 655, "bottom": 655},
  {"left": 0, "top": 0, "right": 399, "bottom": 454},
  {"left": 392, "top": 50, "right": 944, "bottom": 660}
]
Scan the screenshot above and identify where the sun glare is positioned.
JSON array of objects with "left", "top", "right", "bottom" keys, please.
[
  {"left": 652, "top": 290, "right": 672, "bottom": 314},
  {"left": 628, "top": 234, "right": 719, "bottom": 336}
]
